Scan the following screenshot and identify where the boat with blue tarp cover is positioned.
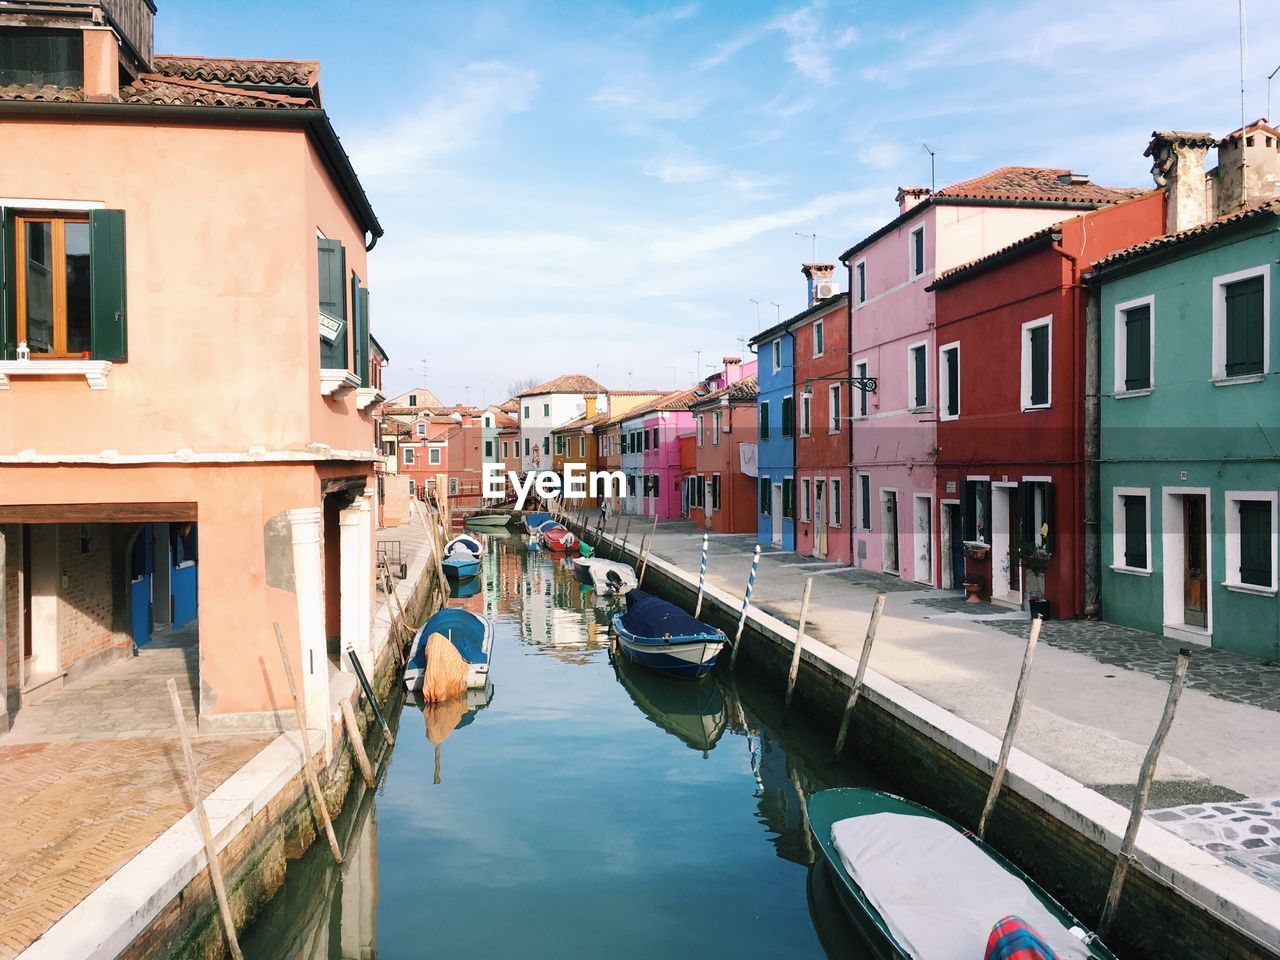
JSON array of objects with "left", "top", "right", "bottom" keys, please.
[
  {"left": 610, "top": 589, "right": 726, "bottom": 679},
  {"left": 522, "top": 511, "right": 556, "bottom": 533},
  {"left": 806, "top": 788, "right": 1116, "bottom": 960},
  {"left": 404, "top": 608, "right": 493, "bottom": 691}
]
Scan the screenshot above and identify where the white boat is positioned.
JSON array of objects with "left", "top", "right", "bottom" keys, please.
[
  {"left": 464, "top": 512, "right": 512, "bottom": 527},
  {"left": 573, "top": 557, "right": 638, "bottom": 595},
  {"left": 444, "top": 533, "right": 483, "bottom": 559}
]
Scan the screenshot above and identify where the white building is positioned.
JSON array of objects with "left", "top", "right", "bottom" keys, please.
[{"left": 517, "top": 375, "right": 607, "bottom": 471}]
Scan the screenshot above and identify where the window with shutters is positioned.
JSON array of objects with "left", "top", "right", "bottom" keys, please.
[
  {"left": 1111, "top": 488, "right": 1150, "bottom": 573},
  {"left": 1, "top": 209, "right": 127, "bottom": 365},
  {"left": 771, "top": 339, "right": 781, "bottom": 372},
  {"left": 800, "top": 478, "right": 811, "bottom": 521},
  {"left": 1114, "top": 296, "right": 1154, "bottom": 396},
  {"left": 859, "top": 474, "right": 872, "bottom": 530},
  {"left": 759, "top": 400, "right": 770, "bottom": 440},
  {"left": 1019, "top": 481, "right": 1054, "bottom": 553},
  {"left": 711, "top": 474, "right": 721, "bottom": 510},
  {"left": 712, "top": 411, "right": 721, "bottom": 445},
  {"left": 579, "top": 436, "right": 586, "bottom": 457},
  {"left": 829, "top": 383, "right": 842, "bottom": 432},
  {"left": 782, "top": 477, "right": 795, "bottom": 519},
  {"left": 855, "top": 260, "right": 867, "bottom": 304},
  {"left": 1213, "top": 268, "right": 1268, "bottom": 382},
  {"left": 910, "top": 226, "right": 925, "bottom": 279},
  {"left": 317, "top": 238, "right": 348, "bottom": 370},
  {"left": 813, "top": 320, "right": 825, "bottom": 357},
  {"left": 543, "top": 403, "right": 550, "bottom": 416},
  {"left": 524, "top": 438, "right": 530, "bottom": 456},
  {"left": 403, "top": 448, "right": 415, "bottom": 465},
  {"left": 1226, "top": 493, "right": 1276, "bottom": 592},
  {"left": 542, "top": 437, "right": 549, "bottom": 455},
  {"left": 555, "top": 435, "right": 563, "bottom": 455},
  {"left": 485, "top": 440, "right": 494, "bottom": 458},
  {"left": 907, "top": 341, "right": 928, "bottom": 410},
  {"left": 429, "top": 447, "right": 442, "bottom": 465},
  {"left": 643, "top": 429, "right": 651, "bottom": 452},
  {"left": 1021, "top": 316, "right": 1052, "bottom": 409},
  {"left": 939, "top": 343, "right": 959, "bottom": 419},
  {"left": 854, "top": 360, "right": 870, "bottom": 417},
  {"left": 781, "top": 395, "right": 794, "bottom": 438},
  {"left": 652, "top": 426, "right": 659, "bottom": 448},
  {"left": 962, "top": 479, "right": 991, "bottom": 543},
  {"left": 760, "top": 478, "right": 772, "bottom": 515},
  {"left": 800, "top": 393, "right": 811, "bottom": 436},
  {"left": 830, "top": 477, "right": 842, "bottom": 526}
]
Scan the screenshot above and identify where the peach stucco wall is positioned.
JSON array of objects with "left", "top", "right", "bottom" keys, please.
[{"left": 0, "top": 118, "right": 375, "bottom": 457}]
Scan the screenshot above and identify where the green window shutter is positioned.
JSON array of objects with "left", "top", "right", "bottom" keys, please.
[
  {"left": 760, "top": 478, "right": 770, "bottom": 514},
  {"left": 759, "top": 400, "right": 769, "bottom": 440},
  {"left": 913, "top": 346, "right": 927, "bottom": 407},
  {"left": 1123, "top": 496, "right": 1146, "bottom": 568},
  {"left": 318, "top": 239, "right": 347, "bottom": 369},
  {"left": 1124, "top": 306, "right": 1151, "bottom": 390},
  {"left": 1030, "top": 325, "right": 1049, "bottom": 405},
  {"left": 353, "top": 280, "right": 370, "bottom": 388},
  {"left": 783, "top": 477, "right": 794, "bottom": 519},
  {"left": 1239, "top": 500, "right": 1272, "bottom": 587},
  {"left": 1225, "top": 276, "right": 1264, "bottom": 377},
  {"left": 945, "top": 350, "right": 958, "bottom": 415},
  {"left": 89, "top": 209, "right": 127, "bottom": 362},
  {"left": 781, "top": 396, "right": 794, "bottom": 437},
  {"left": 0, "top": 207, "right": 14, "bottom": 360}
]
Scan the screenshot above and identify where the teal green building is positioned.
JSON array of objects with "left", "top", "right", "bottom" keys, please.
[{"left": 1094, "top": 200, "right": 1278, "bottom": 660}]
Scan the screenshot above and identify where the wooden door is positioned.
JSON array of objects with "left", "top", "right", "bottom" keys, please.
[{"left": 1183, "top": 495, "right": 1207, "bottom": 628}]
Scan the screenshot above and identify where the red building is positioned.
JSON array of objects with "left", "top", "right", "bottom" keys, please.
[
  {"left": 790, "top": 278, "right": 852, "bottom": 563},
  {"left": 687, "top": 375, "right": 759, "bottom": 532},
  {"left": 929, "top": 190, "right": 1165, "bottom": 617}
]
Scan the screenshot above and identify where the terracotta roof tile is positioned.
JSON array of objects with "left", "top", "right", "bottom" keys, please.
[
  {"left": 933, "top": 166, "right": 1142, "bottom": 205},
  {"left": 152, "top": 55, "right": 321, "bottom": 89},
  {"left": 126, "top": 76, "right": 312, "bottom": 109},
  {"left": 1094, "top": 198, "right": 1280, "bottom": 271},
  {"left": 689, "top": 374, "right": 760, "bottom": 409},
  {"left": 519, "top": 374, "right": 607, "bottom": 396},
  {"left": 0, "top": 83, "right": 83, "bottom": 103}
]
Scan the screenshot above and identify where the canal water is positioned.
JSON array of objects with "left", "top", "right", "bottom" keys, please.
[{"left": 242, "top": 529, "right": 885, "bottom": 959}]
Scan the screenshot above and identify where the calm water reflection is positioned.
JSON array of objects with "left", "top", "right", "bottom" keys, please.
[{"left": 242, "top": 533, "right": 884, "bottom": 959}]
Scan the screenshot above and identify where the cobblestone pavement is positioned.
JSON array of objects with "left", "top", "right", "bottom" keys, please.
[
  {"left": 5, "top": 621, "right": 198, "bottom": 743},
  {"left": 0, "top": 734, "right": 272, "bottom": 958},
  {"left": 1149, "top": 798, "right": 1280, "bottom": 892},
  {"left": 913, "top": 594, "right": 1030, "bottom": 618},
  {"left": 982, "top": 617, "right": 1280, "bottom": 712}
]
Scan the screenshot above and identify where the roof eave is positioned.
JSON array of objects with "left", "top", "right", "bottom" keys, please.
[
  {"left": 927, "top": 230, "right": 1062, "bottom": 292},
  {"left": 1091, "top": 207, "right": 1280, "bottom": 280}
]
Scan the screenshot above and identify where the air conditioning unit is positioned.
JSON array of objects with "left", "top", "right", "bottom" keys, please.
[{"left": 815, "top": 280, "right": 837, "bottom": 300}]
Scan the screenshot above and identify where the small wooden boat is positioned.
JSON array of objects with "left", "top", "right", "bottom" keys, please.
[
  {"left": 541, "top": 525, "right": 578, "bottom": 552},
  {"left": 610, "top": 589, "right": 726, "bottom": 679},
  {"left": 444, "top": 533, "right": 483, "bottom": 558},
  {"left": 573, "top": 557, "right": 637, "bottom": 594},
  {"left": 441, "top": 554, "right": 480, "bottom": 580},
  {"left": 464, "top": 511, "right": 512, "bottom": 528},
  {"left": 806, "top": 788, "right": 1115, "bottom": 960},
  {"left": 522, "top": 511, "right": 556, "bottom": 533},
  {"left": 404, "top": 608, "right": 493, "bottom": 692}
]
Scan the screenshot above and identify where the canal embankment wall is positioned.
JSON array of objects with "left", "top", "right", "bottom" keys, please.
[
  {"left": 577, "top": 519, "right": 1280, "bottom": 960},
  {"left": 15, "top": 519, "right": 444, "bottom": 960}
]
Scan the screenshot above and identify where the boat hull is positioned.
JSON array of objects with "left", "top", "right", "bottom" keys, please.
[
  {"left": 611, "top": 615, "right": 725, "bottom": 679},
  {"left": 464, "top": 513, "right": 511, "bottom": 527},
  {"left": 404, "top": 609, "right": 494, "bottom": 692},
  {"left": 442, "top": 558, "right": 480, "bottom": 580}
]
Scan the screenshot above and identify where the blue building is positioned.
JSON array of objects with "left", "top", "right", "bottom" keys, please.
[{"left": 750, "top": 321, "right": 796, "bottom": 550}]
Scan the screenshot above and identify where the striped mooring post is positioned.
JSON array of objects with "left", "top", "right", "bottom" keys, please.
[
  {"left": 729, "top": 544, "right": 762, "bottom": 670},
  {"left": 693, "top": 534, "right": 710, "bottom": 618}
]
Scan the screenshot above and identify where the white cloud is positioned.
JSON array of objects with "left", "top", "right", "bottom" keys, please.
[
  {"left": 348, "top": 61, "right": 538, "bottom": 183},
  {"left": 694, "top": 29, "right": 760, "bottom": 71},
  {"left": 769, "top": 5, "right": 857, "bottom": 85},
  {"left": 642, "top": 146, "right": 720, "bottom": 183}
]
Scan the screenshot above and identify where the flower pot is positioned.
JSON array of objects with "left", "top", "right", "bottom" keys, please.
[{"left": 963, "top": 580, "right": 983, "bottom": 603}]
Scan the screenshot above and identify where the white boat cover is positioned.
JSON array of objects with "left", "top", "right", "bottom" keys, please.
[{"left": 831, "top": 813, "right": 1092, "bottom": 960}]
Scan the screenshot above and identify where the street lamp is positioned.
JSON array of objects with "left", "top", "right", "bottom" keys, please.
[{"left": 801, "top": 374, "right": 878, "bottom": 401}]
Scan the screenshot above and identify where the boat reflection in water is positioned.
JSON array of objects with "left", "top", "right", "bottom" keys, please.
[
  {"left": 412, "top": 680, "right": 495, "bottom": 784},
  {"left": 611, "top": 650, "right": 727, "bottom": 755}
]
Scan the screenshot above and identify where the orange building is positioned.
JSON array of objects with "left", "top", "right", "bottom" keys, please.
[{"left": 0, "top": 4, "right": 387, "bottom": 739}]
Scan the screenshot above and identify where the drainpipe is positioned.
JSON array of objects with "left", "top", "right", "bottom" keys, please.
[
  {"left": 846, "top": 258, "right": 856, "bottom": 566},
  {"left": 1083, "top": 276, "right": 1102, "bottom": 618}
]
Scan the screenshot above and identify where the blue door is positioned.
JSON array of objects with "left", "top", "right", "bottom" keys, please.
[
  {"left": 130, "top": 524, "right": 154, "bottom": 646},
  {"left": 170, "top": 523, "right": 199, "bottom": 627}
]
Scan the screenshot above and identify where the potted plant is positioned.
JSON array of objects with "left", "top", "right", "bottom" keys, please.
[
  {"left": 963, "top": 539, "right": 989, "bottom": 561},
  {"left": 1015, "top": 541, "right": 1052, "bottom": 572}
]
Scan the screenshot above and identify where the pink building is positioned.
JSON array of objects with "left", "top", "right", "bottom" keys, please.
[{"left": 841, "top": 170, "right": 1140, "bottom": 583}]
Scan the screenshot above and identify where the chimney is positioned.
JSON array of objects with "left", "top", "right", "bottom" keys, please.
[
  {"left": 82, "top": 27, "right": 120, "bottom": 101},
  {"left": 1209, "top": 120, "right": 1280, "bottom": 216},
  {"left": 1056, "top": 171, "right": 1090, "bottom": 186},
  {"left": 722, "top": 356, "right": 742, "bottom": 384},
  {"left": 1146, "top": 131, "right": 1214, "bottom": 233},
  {"left": 801, "top": 262, "right": 836, "bottom": 307},
  {"left": 895, "top": 186, "right": 930, "bottom": 214},
  {"left": 585, "top": 395, "right": 597, "bottom": 419}
]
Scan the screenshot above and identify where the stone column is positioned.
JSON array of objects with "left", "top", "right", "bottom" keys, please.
[
  {"left": 288, "top": 507, "right": 331, "bottom": 755},
  {"left": 339, "top": 495, "right": 374, "bottom": 674}
]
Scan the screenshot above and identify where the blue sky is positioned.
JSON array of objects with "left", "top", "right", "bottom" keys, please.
[{"left": 157, "top": 1, "right": 1280, "bottom": 404}]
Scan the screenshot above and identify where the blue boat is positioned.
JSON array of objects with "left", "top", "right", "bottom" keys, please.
[
  {"left": 404, "top": 608, "right": 494, "bottom": 691},
  {"left": 610, "top": 589, "right": 727, "bottom": 679},
  {"left": 522, "top": 511, "right": 556, "bottom": 533},
  {"left": 441, "top": 555, "right": 481, "bottom": 580}
]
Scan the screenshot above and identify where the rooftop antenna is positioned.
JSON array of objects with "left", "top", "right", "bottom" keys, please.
[
  {"left": 695, "top": 350, "right": 703, "bottom": 380},
  {"left": 1269, "top": 62, "right": 1280, "bottom": 120},
  {"left": 420, "top": 359, "right": 428, "bottom": 385},
  {"left": 1240, "top": 0, "right": 1248, "bottom": 206},
  {"left": 668, "top": 365, "right": 678, "bottom": 387},
  {"left": 748, "top": 297, "right": 761, "bottom": 328},
  {"left": 795, "top": 231, "right": 817, "bottom": 262},
  {"left": 922, "top": 143, "right": 937, "bottom": 192},
  {"left": 769, "top": 302, "right": 782, "bottom": 325}
]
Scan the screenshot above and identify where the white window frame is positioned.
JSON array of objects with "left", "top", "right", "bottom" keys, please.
[
  {"left": 906, "top": 339, "right": 928, "bottom": 412},
  {"left": 801, "top": 477, "right": 812, "bottom": 522},
  {"left": 408, "top": 479, "right": 416, "bottom": 496},
  {"left": 448, "top": 477, "right": 459, "bottom": 495},
  {"left": 1224, "top": 491, "right": 1278, "bottom": 595},
  {"left": 1114, "top": 294, "right": 1156, "bottom": 398},
  {"left": 1111, "top": 486, "right": 1152, "bottom": 576},
  {"left": 428, "top": 446, "right": 442, "bottom": 465},
  {"left": 828, "top": 383, "right": 842, "bottom": 433},
  {"left": 853, "top": 359, "right": 870, "bottom": 418},
  {"left": 938, "top": 341, "right": 960, "bottom": 420},
  {"left": 712, "top": 411, "right": 721, "bottom": 445},
  {"left": 416, "top": 423, "right": 426, "bottom": 436},
  {"left": 1020, "top": 315, "right": 1053, "bottom": 411},
  {"left": 772, "top": 339, "right": 782, "bottom": 373},
  {"left": 813, "top": 319, "right": 825, "bottom": 357},
  {"left": 830, "top": 476, "right": 842, "bottom": 527},
  {"left": 858, "top": 472, "right": 872, "bottom": 530},
  {"left": 854, "top": 259, "right": 867, "bottom": 305},
  {"left": 1211, "top": 264, "right": 1271, "bottom": 384},
  {"left": 501, "top": 440, "right": 509, "bottom": 458},
  {"left": 800, "top": 393, "right": 811, "bottom": 437},
  {"left": 696, "top": 414, "right": 704, "bottom": 447},
  {"left": 711, "top": 472, "right": 721, "bottom": 510},
  {"left": 403, "top": 447, "right": 415, "bottom": 465},
  {"left": 909, "top": 225, "right": 925, "bottom": 279}
]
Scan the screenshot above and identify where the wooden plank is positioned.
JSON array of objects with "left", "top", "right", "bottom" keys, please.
[{"left": 0, "top": 502, "right": 197, "bottom": 523}]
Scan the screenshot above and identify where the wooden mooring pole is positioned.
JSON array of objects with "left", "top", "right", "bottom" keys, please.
[
  {"left": 728, "top": 544, "right": 762, "bottom": 670},
  {"left": 833, "top": 593, "right": 886, "bottom": 758},
  {"left": 607, "top": 514, "right": 622, "bottom": 560},
  {"left": 978, "top": 616, "right": 1043, "bottom": 838},
  {"left": 166, "top": 679, "right": 246, "bottom": 960},
  {"left": 783, "top": 577, "right": 815, "bottom": 714},
  {"left": 273, "top": 622, "right": 343, "bottom": 864},
  {"left": 693, "top": 534, "right": 709, "bottom": 618},
  {"left": 619, "top": 516, "right": 634, "bottom": 560},
  {"left": 340, "top": 698, "right": 376, "bottom": 789},
  {"left": 638, "top": 512, "right": 659, "bottom": 586},
  {"left": 1097, "top": 647, "right": 1192, "bottom": 937}
]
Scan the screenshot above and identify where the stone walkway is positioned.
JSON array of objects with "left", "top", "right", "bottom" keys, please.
[{"left": 1149, "top": 798, "right": 1280, "bottom": 891}]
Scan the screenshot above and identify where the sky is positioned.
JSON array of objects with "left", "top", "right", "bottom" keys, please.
[{"left": 155, "top": 0, "right": 1280, "bottom": 405}]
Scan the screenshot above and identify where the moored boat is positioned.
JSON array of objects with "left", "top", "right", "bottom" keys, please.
[
  {"left": 573, "top": 557, "right": 637, "bottom": 595},
  {"left": 464, "top": 511, "right": 512, "bottom": 527},
  {"left": 444, "top": 533, "right": 483, "bottom": 558},
  {"left": 541, "top": 525, "right": 578, "bottom": 552},
  {"left": 610, "top": 589, "right": 726, "bottom": 679},
  {"left": 522, "top": 511, "right": 556, "bottom": 533},
  {"left": 806, "top": 788, "right": 1115, "bottom": 960},
  {"left": 441, "top": 555, "right": 480, "bottom": 580},
  {"left": 404, "top": 608, "right": 493, "bottom": 692}
]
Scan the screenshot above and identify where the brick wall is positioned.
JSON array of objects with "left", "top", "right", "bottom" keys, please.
[{"left": 56, "top": 524, "right": 129, "bottom": 671}]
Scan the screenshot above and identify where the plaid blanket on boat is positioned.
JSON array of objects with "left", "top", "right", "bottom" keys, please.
[{"left": 985, "top": 915, "right": 1059, "bottom": 960}]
